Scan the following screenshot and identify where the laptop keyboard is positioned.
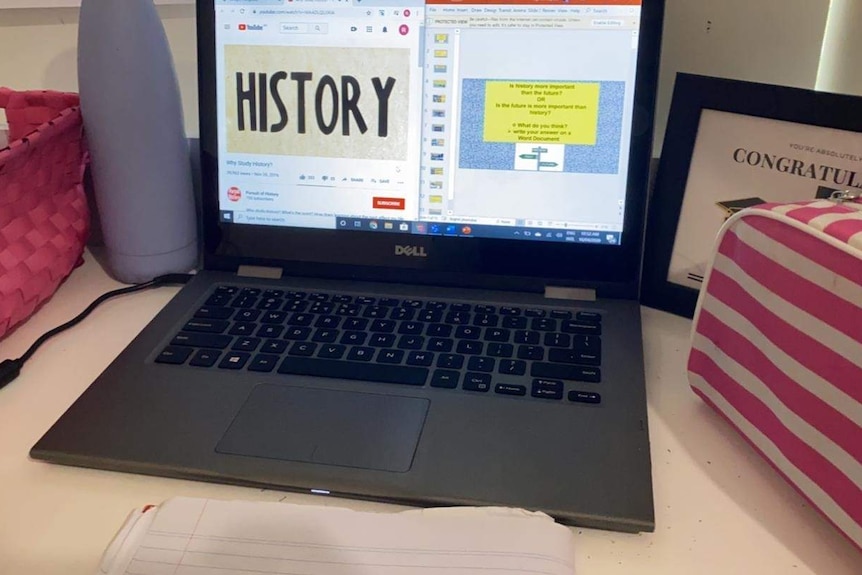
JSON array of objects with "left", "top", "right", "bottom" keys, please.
[{"left": 156, "top": 285, "right": 603, "bottom": 404}]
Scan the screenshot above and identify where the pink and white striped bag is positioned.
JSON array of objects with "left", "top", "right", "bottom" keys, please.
[{"left": 687, "top": 193, "right": 862, "bottom": 550}]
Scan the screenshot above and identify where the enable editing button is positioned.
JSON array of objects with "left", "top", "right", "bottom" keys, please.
[{"left": 373, "top": 197, "right": 405, "bottom": 210}]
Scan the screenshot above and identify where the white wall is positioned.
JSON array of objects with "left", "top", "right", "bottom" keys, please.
[{"left": 0, "top": 1, "right": 834, "bottom": 149}]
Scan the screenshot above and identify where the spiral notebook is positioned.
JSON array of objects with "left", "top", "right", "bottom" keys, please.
[{"left": 98, "top": 497, "right": 575, "bottom": 575}]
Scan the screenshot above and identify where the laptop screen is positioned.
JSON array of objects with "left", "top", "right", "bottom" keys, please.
[{"left": 213, "top": 0, "right": 643, "bottom": 247}]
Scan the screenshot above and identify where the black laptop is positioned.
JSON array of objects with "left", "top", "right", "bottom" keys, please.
[{"left": 32, "top": 0, "right": 663, "bottom": 532}]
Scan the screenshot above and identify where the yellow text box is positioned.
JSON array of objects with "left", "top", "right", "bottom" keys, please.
[{"left": 483, "top": 81, "right": 600, "bottom": 145}]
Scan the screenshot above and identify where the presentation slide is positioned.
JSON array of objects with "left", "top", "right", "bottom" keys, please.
[{"left": 459, "top": 78, "right": 625, "bottom": 174}]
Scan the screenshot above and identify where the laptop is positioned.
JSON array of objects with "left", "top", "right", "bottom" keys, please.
[{"left": 32, "top": 0, "right": 664, "bottom": 533}]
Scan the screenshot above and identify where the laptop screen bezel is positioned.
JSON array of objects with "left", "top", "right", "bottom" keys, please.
[{"left": 196, "top": 0, "right": 664, "bottom": 298}]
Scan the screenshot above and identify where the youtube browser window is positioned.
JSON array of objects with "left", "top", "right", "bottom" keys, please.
[{"left": 215, "top": 0, "right": 643, "bottom": 245}]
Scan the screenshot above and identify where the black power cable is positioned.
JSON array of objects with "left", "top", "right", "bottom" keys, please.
[{"left": 0, "top": 273, "right": 193, "bottom": 389}]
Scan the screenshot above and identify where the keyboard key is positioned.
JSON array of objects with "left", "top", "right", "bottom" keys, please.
[
  {"left": 278, "top": 357, "right": 428, "bottom": 386},
  {"left": 467, "top": 356, "right": 495, "bottom": 372},
  {"left": 370, "top": 319, "right": 396, "bottom": 333},
  {"left": 390, "top": 308, "right": 416, "bottom": 321},
  {"left": 418, "top": 309, "right": 443, "bottom": 323},
  {"left": 311, "top": 329, "right": 339, "bottom": 343},
  {"left": 230, "top": 295, "right": 258, "bottom": 309},
  {"left": 286, "top": 290, "right": 307, "bottom": 299},
  {"left": 487, "top": 343, "right": 514, "bottom": 358},
  {"left": 156, "top": 346, "right": 192, "bottom": 365},
  {"left": 308, "top": 293, "right": 329, "bottom": 302},
  {"left": 363, "top": 306, "right": 389, "bottom": 319},
  {"left": 171, "top": 332, "right": 232, "bottom": 349},
  {"left": 183, "top": 319, "right": 229, "bottom": 333},
  {"left": 248, "top": 354, "right": 279, "bottom": 373},
  {"left": 219, "top": 352, "right": 250, "bottom": 370},
  {"left": 428, "top": 338, "right": 454, "bottom": 352},
  {"left": 215, "top": 285, "right": 239, "bottom": 295},
  {"left": 576, "top": 311, "right": 602, "bottom": 323},
  {"left": 407, "top": 351, "right": 435, "bottom": 367},
  {"left": 340, "top": 331, "right": 368, "bottom": 345},
  {"left": 498, "top": 359, "right": 526, "bottom": 376},
  {"left": 531, "top": 318, "right": 558, "bottom": 332},
  {"left": 531, "top": 378, "right": 564, "bottom": 400},
  {"left": 317, "top": 344, "right": 346, "bottom": 359},
  {"left": 205, "top": 293, "right": 232, "bottom": 307},
  {"left": 260, "top": 311, "right": 288, "bottom": 324},
  {"left": 524, "top": 308, "right": 546, "bottom": 318},
  {"left": 189, "top": 349, "right": 220, "bottom": 367},
  {"left": 455, "top": 326, "right": 481, "bottom": 340},
  {"left": 403, "top": 299, "right": 423, "bottom": 308},
  {"left": 426, "top": 324, "right": 453, "bottom": 337},
  {"left": 397, "top": 335, "right": 425, "bottom": 350},
  {"left": 356, "top": 296, "right": 376, "bottom": 305},
  {"left": 194, "top": 306, "right": 233, "bottom": 320},
  {"left": 332, "top": 294, "right": 352, "bottom": 303},
  {"left": 430, "top": 369, "right": 459, "bottom": 388},
  {"left": 531, "top": 363, "right": 601, "bottom": 382},
  {"left": 377, "top": 349, "right": 405, "bottom": 364},
  {"left": 573, "top": 334, "right": 602, "bottom": 352},
  {"left": 474, "top": 304, "right": 496, "bottom": 314},
  {"left": 485, "top": 328, "right": 510, "bottom": 342},
  {"left": 514, "top": 330, "right": 540, "bottom": 345},
  {"left": 239, "top": 288, "right": 261, "bottom": 297},
  {"left": 343, "top": 318, "right": 370, "bottom": 331},
  {"left": 463, "top": 373, "right": 491, "bottom": 392},
  {"left": 561, "top": 320, "right": 602, "bottom": 335},
  {"left": 548, "top": 348, "right": 601, "bottom": 366},
  {"left": 517, "top": 345, "right": 544, "bottom": 361},
  {"left": 336, "top": 303, "right": 361, "bottom": 316},
  {"left": 495, "top": 383, "right": 526, "bottom": 396},
  {"left": 445, "top": 311, "right": 471, "bottom": 325},
  {"left": 544, "top": 332, "right": 571, "bottom": 348},
  {"left": 258, "top": 298, "right": 283, "bottom": 310},
  {"left": 255, "top": 325, "right": 284, "bottom": 339},
  {"left": 288, "top": 313, "right": 314, "bottom": 326},
  {"left": 232, "top": 337, "right": 261, "bottom": 352},
  {"left": 502, "top": 316, "right": 528, "bottom": 329},
  {"left": 347, "top": 347, "right": 375, "bottom": 362},
  {"left": 261, "top": 339, "right": 288, "bottom": 354},
  {"left": 550, "top": 310, "right": 573, "bottom": 320},
  {"left": 315, "top": 315, "right": 342, "bottom": 329},
  {"left": 437, "top": 354, "right": 465, "bottom": 369},
  {"left": 456, "top": 340, "right": 484, "bottom": 355},
  {"left": 229, "top": 322, "right": 257, "bottom": 336},
  {"left": 473, "top": 314, "right": 499, "bottom": 328},
  {"left": 369, "top": 333, "right": 397, "bottom": 347},
  {"left": 289, "top": 342, "right": 318, "bottom": 357},
  {"left": 235, "top": 309, "right": 261, "bottom": 322},
  {"left": 282, "top": 300, "right": 309, "bottom": 312},
  {"left": 310, "top": 303, "right": 335, "bottom": 315},
  {"left": 569, "top": 390, "right": 601, "bottom": 404},
  {"left": 398, "top": 322, "right": 424, "bottom": 335},
  {"left": 499, "top": 306, "right": 521, "bottom": 316},
  {"left": 425, "top": 301, "right": 448, "bottom": 310},
  {"left": 263, "top": 289, "right": 285, "bottom": 298},
  {"left": 378, "top": 297, "right": 400, "bottom": 306},
  {"left": 284, "top": 327, "right": 312, "bottom": 340},
  {"left": 449, "top": 303, "right": 471, "bottom": 312}
]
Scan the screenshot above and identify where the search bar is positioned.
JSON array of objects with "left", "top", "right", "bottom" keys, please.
[{"left": 279, "top": 22, "right": 329, "bottom": 34}]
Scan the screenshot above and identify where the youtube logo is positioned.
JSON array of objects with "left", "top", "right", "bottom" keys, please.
[{"left": 238, "top": 23, "right": 247, "bottom": 31}]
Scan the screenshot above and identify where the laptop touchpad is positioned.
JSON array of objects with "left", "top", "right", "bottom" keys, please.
[{"left": 216, "top": 384, "right": 429, "bottom": 472}]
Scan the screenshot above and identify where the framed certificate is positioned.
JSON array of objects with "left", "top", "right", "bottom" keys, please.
[{"left": 642, "top": 73, "right": 862, "bottom": 317}]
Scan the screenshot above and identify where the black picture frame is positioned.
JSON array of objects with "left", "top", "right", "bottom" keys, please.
[{"left": 641, "top": 73, "right": 862, "bottom": 318}]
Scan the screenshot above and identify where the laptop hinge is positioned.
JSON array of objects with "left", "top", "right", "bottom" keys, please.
[
  {"left": 544, "top": 285, "right": 596, "bottom": 302},
  {"left": 236, "top": 265, "right": 283, "bottom": 280}
]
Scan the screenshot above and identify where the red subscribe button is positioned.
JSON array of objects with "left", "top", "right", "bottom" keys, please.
[{"left": 373, "top": 197, "right": 405, "bottom": 210}]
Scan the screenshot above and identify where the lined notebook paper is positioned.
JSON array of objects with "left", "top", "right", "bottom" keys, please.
[{"left": 99, "top": 497, "right": 576, "bottom": 575}]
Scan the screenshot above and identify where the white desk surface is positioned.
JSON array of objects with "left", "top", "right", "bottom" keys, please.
[{"left": 1, "top": 250, "right": 860, "bottom": 575}]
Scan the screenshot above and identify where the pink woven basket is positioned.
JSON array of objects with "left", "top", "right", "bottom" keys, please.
[{"left": 0, "top": 88, "right": 90, "bottom": 339}]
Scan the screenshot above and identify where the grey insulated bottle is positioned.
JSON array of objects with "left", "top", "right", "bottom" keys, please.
[{"left": 78, "top": 0, "right": 197, "bottom": 283}]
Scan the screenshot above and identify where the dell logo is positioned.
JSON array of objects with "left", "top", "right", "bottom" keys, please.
[{"left": 395, "top": 245, "right": 428, "bottom": 258}]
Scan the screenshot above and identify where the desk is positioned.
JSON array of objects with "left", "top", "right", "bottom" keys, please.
[{"left": 1, "top": 250, "right": 860, "bottom": 574}]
